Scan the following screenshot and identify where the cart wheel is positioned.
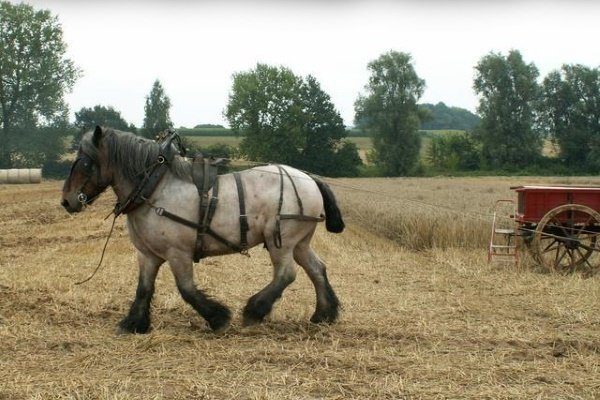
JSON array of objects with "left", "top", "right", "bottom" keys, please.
[{"left": 533, "top": 204, "right": 600, "bottom": 273}]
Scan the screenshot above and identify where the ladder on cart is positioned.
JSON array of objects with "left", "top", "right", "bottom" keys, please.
[{"left": 488, "top": 199, "right": 519, "bottom": 265}]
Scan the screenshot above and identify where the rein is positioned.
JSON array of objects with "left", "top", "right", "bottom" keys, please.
[{"left": 74, "top": 213, "right": 118, "bottom": 285}]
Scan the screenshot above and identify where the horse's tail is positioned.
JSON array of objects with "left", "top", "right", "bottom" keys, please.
[{"left": 312, "top": 176, "right": 345, "bottom": 233}]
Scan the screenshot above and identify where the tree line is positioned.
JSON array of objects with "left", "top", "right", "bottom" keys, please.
[{"left": 1, "top": 1, "right": 599, "bottom": 178}]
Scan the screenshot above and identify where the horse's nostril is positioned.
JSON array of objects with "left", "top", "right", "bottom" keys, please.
[{"left": 61, "top": 199, "right": 69, "bottom": 209}]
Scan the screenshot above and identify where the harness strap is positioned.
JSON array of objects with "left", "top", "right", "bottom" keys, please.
[
  {"left": 200, "top": 161, "right": 212, "bottom": 228},
  {"left": 234, "top": 172, "right": 249, "bottom": 250},
  {"left": 193, "top": 174, "right": 220, "bottom": 262},
  {"left": 280, "top": 214, "right": 325, "bottom": 221},
  {"left": 280, "top": 166, "right": 304, "bottom": 215},
  {"left": 205, "top": 177, "right": 220, "bottom": 229},
  {"left": 206, "top": 227, "right": 244, "bottom": 253},
  {"left": 154, "top": 206, "right": 202, "bottom": 231},
  {"left": 115, "top": 160, "right": 167, "bottom": 215},
  {"left": 153, "top": 205, "right": 244, "bottom": 253},
  {"left": 274, "top": 166, "right": 285, "bottom": 248},
  {"left": 273, "top": 165, "right": 312, "bottom": 248}
]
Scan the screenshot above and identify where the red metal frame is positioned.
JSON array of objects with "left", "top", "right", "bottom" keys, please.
[{"left": 511, "top": 185, "right": 600, "bottom": 224}]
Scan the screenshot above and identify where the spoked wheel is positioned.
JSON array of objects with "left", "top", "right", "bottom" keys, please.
[{"left": 532, "top": 204, "right": 600, "bottom": 273}]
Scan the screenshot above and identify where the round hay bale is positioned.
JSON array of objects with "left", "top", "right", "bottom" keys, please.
[
  {"left": 2, "top": 169, "right": 43, "bottom": 184},
  {"left": 29, "top": 168, "right": 42, "bottom": 183},
  {"left": 7, "top": 169, "right": 19, "bottom": 184}
]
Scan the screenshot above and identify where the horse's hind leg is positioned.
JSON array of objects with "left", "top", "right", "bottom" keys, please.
[
  {"left": 294, "top": 237, "right": 340, "bottom": 324},
  {"left": 168, "top": 252, "right": 231, "bottom": 332},
  {"left": 243, "top": 249, "right": 297, "bottom": 326},
  {"left": 118, "top": 250, "right": 163, "bottom": 334}
]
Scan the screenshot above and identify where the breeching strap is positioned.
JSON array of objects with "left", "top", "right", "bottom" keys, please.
[{"left": 273, "top": 165, "right": 324, "bottom": 249}]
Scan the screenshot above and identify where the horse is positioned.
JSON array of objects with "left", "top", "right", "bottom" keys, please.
[{"left": 61, "top": 126, "right": 344, "bottom": 334}]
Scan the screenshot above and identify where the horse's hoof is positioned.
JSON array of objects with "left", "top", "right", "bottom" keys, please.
[
  {"left": 115, "top": 326, "right": 133, "bottom": 336},
  {"left": 242, "top": 306, "right": 267, "bottom": 327},
  {"left": 211, "top": 319, "right": 231, "bottom": 334},
  {"left": 117, "top": 318, "right": 151, "bottom": 335},
  {"left": 310, "top": 311, "right": 338, "bottom": 324},
  {"left": 242, "top": 314, "right": 264, "bottom": 327},
  {"left": 207, "top": 310, "right": 231, "bottom": 333}
]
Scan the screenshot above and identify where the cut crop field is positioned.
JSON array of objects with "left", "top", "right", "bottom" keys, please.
[{"left": 1, "top": 177, "right": 599, "bottom": 399}]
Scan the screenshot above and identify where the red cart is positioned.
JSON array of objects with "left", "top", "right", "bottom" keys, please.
[{"left": 489, "top": 185, "right": 600, "bottom": 272}]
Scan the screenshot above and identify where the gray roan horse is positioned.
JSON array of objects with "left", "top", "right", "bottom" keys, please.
[{"left": 61, "top": 126, "right": 344, "bottom": 334}]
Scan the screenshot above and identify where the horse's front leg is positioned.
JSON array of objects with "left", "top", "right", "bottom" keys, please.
[
  {"left": 168, "top": 251, "right": 231, "bottom": 332},
  {"left": 117, "top": 250, "right": 163, "bottom": 334}
]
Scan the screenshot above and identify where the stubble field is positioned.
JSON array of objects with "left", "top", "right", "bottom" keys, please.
[{"left": 0, "top": 176, "right": 599, "bottom": 399}]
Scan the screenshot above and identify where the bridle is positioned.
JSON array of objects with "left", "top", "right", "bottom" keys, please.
[
  {"left": 69, "top": 151, "right": 108, "bottom": 207},
  {"left": 67, "top": 130, "right": 184, "bottom": 213}
]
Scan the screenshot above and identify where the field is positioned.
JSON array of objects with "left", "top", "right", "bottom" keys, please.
[
  {"left": 183, "top": 132, "right": 559, "bottom": 163},
  {"left": 1, "top": 177, "right": 600, "bottom": 399}
]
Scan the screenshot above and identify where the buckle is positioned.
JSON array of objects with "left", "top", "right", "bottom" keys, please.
[{"left": 77, "top": 192, "right": 88, "bottom": 204}]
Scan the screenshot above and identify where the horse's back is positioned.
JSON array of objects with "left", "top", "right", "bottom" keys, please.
[{"left": 200, "top": 164, "right": 323, "bottom": 256}]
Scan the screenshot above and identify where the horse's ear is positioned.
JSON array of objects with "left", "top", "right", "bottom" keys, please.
[{"left": 92, "top": 125, "right": 103, "bottom": 147}]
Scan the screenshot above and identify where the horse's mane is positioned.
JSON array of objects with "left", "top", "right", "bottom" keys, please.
[{"left": 80, "top": 128, "right": 192, "bottom": 184}]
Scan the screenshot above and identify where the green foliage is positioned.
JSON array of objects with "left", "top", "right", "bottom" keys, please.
[
  {"left": 354, "top": 51, "right": 425, "bottom": 176},
  {"left": 9, "top": 122, "right": 75, "bottom": 168},
  {"left": 225, "top": 63, "right": 362, "bottom": 176},
  {"left": 178, "top": 127, "right": 232, "bottom": 137},
  {"left": 427, "top": 132, "right": 480, "bottom": 171},
  {"left": 193, "top": 123, "right": 225, "bottom": 129},
  {"left": 42, "top": 158, "right": 73, "bottom": 179},
  {"left": 539, "top": 65, "right": 600, "bottom": 169},
  {"left": 473, "top": 50, "right": 541, "bottom": 168},
  {"left": 0, "top": 1, "right": 79, "bottom": 168},
  {"left": 419, "top": 102, "right": 480, "bottom": 130},
  {"left": 345, "top": 128, "right": 368, "bottom": 137},
  {"left": 73, "top": 105, "right": 136, "bottom": 144},
  {"left": 142, "top": 80, "right": 173, "bottom": 139},
  {"left": 331, "top": 141, "right": 363, "bottom": 177},
  {"left": 200, "top": 143, "right": 236, "bottom": 159},
  {"left": 184, "top": 138, "right": 236, "bottom": 159}
]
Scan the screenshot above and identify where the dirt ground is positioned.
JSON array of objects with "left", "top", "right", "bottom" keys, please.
[{"left": 0, "top": 181, "right": 599, "bottom": 399}]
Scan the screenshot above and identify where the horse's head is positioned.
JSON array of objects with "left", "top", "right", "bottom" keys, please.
[{"left": 61, "top": 126, "right": 112, "bottom": 213}]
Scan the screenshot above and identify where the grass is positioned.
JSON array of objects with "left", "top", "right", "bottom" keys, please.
[{"left": 1, "top": 178, "right": 599, "bottom": 399}]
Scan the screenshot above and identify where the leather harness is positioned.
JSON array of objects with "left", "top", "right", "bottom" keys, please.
[{"left": 115, "top": 132, "right": 324, "bottom": 262}]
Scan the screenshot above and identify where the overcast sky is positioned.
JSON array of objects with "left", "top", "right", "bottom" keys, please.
[{"left": 23, "top": 0, "right": 600, "bottom": 128}]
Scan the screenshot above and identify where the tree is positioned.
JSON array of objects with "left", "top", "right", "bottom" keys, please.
[
  {"left": 427, "top": 132, "right": 480, "bottom": 171},
  {"left": 539, "top": 65, "right": 600, "bottom": 169},
  {"left": 297, "top": 75, "right": 348, "bottom": 175},
  {"left": 354, "top": 51, "right": 426, "bottom": 176},
  {"left": 419, "top": 102, "right": 480, "bottom": 131},
  {"left": 225, "top": 63, "right": 361, "bottom": 176},
  {"left": 473, "top": 50, "right": 541, "bottom": 169},
  {"left": 0, "top": 1, "right": 78, "bottom": 168},
  {"left": 142, "top": 79, "right": 172, "bottom": 138},
  {"left": 73, "top": 105, "right": 136, "bottom": 144}
]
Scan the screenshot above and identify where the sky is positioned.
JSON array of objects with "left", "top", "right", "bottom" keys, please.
[{"left": 23, "top": 0, "right": 600, "bottom": 128}]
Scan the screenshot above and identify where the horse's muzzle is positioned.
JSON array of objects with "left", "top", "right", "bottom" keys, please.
[{"left": 61, "top": 198, "right": 81, "bottom": 214}]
